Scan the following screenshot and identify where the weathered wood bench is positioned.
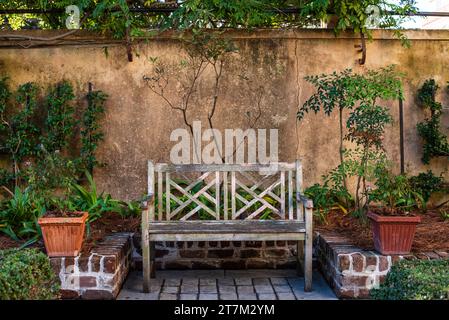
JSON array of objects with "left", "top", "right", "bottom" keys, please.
[{"left": 141, "top": 161, "right": 314, "bottom": 292}]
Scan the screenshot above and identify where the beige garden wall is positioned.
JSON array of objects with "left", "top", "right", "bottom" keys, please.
[{"left": 1, "top": 29, "right": 448, "bottom": 200}]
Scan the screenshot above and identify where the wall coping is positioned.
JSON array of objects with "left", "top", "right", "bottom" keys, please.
[{"left": 2, "top": 29, "right": 449, "bottom": 49}]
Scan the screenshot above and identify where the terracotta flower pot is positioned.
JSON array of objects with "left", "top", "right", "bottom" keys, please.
[
  {"left": 38, "top": 212, "right": 88, "bottom": 257},
  {"left": 367, "top": 211, "right": 421, "bottom": 255}
]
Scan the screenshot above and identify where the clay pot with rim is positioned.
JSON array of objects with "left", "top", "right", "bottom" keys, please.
[
  {"left": 38, "top": 211, "right": 88, "bottom": 257},
  {"left": 367, "top": 211, "right": 421, "bottom": 255}
]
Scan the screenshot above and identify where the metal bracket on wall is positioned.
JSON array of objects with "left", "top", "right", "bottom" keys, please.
[{"left": 354, "top": 32, "right": 366, "bottom": 65}]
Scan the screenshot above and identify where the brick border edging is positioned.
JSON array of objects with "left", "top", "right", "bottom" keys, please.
[
  {"left": 50, "top": 232, "right": 133, "bottom": 300},
  {"left": 314, "top": 232, "right": 449, "bottom": 299}
]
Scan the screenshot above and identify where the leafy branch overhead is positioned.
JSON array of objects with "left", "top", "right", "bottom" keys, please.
[{"left": 2, "top": 1, "right": 417, "bottom": 41}]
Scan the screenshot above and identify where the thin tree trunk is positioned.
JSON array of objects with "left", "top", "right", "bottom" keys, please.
[{"left": 339, "top": 107, "right": 348, "bottom": 206}]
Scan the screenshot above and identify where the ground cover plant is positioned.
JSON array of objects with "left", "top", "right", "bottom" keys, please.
[
  {"left": 371, "top": 259, "right": 449, "bottom": 300},
  {"left": 0, "top": 248, "right": 59, "bottom": 300}
]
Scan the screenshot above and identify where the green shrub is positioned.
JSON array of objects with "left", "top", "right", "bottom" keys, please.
[
  {"left": 409, "top": 170, "right": 444, "bottom": 208},
  {"left": 369, "top": 166, "right": 423, "bottom": 214},
  {"left": 371, "top": 259, "right": 449, "bottom": 300},
  {"left": 0, "top": 248, "right": 60, "bottom": 300}
]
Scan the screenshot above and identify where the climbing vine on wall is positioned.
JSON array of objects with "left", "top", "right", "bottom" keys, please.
[
  {"left": 416, "top": 79, "right": 449, "bottom": 164},
  {"left": 44, "top": 81, "right": 76, "bottom": 153},
  {"left": 81, "top": 90, "right": 108, "bottom": 174},
  {"left": 0, "top": 77, "right": 108, "bottom": 195}
]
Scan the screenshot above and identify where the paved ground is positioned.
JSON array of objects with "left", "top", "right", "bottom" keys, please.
[{"left": 118, "top": 269, "right": 337, "bottom": 300}]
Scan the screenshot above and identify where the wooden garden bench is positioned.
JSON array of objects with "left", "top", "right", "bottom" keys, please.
[{"left": 141, "top": 161, "right": 314, "bottom": 292}]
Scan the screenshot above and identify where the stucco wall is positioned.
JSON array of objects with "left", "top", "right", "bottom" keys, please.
[{"left": 1, "top": 29, "right": 448, "bottom": 200}]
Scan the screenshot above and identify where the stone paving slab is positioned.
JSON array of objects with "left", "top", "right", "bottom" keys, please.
[{"left": 118, "top": 269, "right": 337, "bottom": 300}]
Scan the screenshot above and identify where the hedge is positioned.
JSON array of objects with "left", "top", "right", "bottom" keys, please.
[
  {"left": 371, "top": 259, "right": 449, "bottom": 300},
  {"left": 0, "top": 248, "right": 60, "bottom": 300}
]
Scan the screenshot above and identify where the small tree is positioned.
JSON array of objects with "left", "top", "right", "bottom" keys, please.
[
  {"left": 143, "top": 31, "right": 282, "bottom": 163},
  {"left": 301, "top": 65, "right": 404, "bottom": 216},
  {"left": 298, "top": 69, "right": 357, "bottom": 191}
]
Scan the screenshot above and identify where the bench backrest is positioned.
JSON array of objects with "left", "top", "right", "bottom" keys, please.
[{"left": 148, "top": 161, "right": 304, "bottom": 222}]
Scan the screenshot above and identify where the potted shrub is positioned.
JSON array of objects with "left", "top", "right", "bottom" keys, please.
[
  {"left": 368, "top": 167, "right": 423, "bottom": 255},
  {"left": 38, "top": 200, "right": 88, "bottom": 257}
]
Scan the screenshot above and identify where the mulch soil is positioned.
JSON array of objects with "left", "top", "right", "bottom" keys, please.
[{"left": 315, "top": 207, "right": 449, "bottom": 252}]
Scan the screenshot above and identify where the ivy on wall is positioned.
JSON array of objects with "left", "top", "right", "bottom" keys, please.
[
  {"left": 0, "top": 77, "right": 107, "bottom": 196},
  {"left": 416, "top": 79, "right": 449, "bottom": 164}
]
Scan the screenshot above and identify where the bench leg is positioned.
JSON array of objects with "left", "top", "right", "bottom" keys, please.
[
  {"left": 142, "top": 237, "right": 152, "bottom": 293},
  {"left": 150, "top": 242, "right": 156, "bottom": 279},
  {"left": 304, "top": 232, "right": 313, "bottom": 292},
  {"left": 296, "top": 241, "right": 304, "bottom": 276}
]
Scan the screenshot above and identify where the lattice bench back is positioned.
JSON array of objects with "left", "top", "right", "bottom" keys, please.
[{"left": 147, "top": 161, "right": 304, "bottom": 222}]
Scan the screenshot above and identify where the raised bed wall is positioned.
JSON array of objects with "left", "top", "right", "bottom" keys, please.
[{"left": 315, "top": 232, "right": 449, "bottom": 299}]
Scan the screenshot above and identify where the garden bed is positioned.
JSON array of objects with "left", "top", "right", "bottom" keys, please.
[{"left": 315, "top": 208, "right": 449, "bottom": 252}]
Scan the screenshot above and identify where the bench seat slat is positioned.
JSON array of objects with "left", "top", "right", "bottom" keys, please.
[
  {"left": 147, "top": 220, "right": 305, "bottom": 234},
  {"left": 148, "top": 233, "right": 305, "bottom": 242}
]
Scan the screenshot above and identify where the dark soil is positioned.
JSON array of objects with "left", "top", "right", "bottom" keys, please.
[
  {"left": 43, "top": 211, "right": 86, "bottom": 218},
  {"left": 316, "top": 207, "right": 449, "bottom": 252},
  {"left": 0, "top": 212, "right": 140, "bottom": 252},
  {"left": 80, "top": 213, "right": 140, "bottom": 254},
  {"left": 368, "top": 206, "right": 419, "bottom": 217}
]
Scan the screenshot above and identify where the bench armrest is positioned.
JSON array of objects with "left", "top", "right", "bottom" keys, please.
[{"left": 296, "top": 193, "right": 313, "bottom": 209}]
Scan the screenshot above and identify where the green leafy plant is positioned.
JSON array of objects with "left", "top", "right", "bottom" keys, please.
[
  {"left": 70, "top": 171, "right": 124, "bottom": 223},
  {"left": 0, "top": 80, "right": 40, "bottom": 189},
  {"left": 0, "top": 187, "right": 44, "bottom": 246},
  {"left": 163, "top": 0, "right": 282, "bottom": 30},
  {"left": 3, "top": 1, "right": 417, "bottom": 35},
  {"left": 409, "top": 170, "right": 444, "bottom": 208},
  {"left": 439, "top": 209, "right": 449, "bottom": 221},
  {"left": 299, "top": 65, "right": 404, "bottom": 216},
  {"left": 0, "top": 248, "right": 60, "bottom": 300},
  {"left": 27, "top": 148, "right": 78, "bottom": 198},
  {"left": 81, "top": 90, "right": 107, "bottom": 174},
  {"left": 304, "top": 181, "right": 351, "bottom": 224},
  {"left": 0, "top": 76, "right": 108, "bottom": 199},
  {"left": 122, "top": 200, "right": 142, "bottom": 218},
  {"left": 369, "top": 166, "right": 423, "bottom": 215},
  {"left": 299, "top": 0, "right": 417, "bottom": 45},
  {"left": 416, "top": 79, "right": 449, "bottom": 164},
  {"left": 371, "top": 259, "right": 449, "bottom": 300},
  {"left": 44, "top": 80, "right": 76, "bottom": 153},
  {"left": 298, "top": 69, "right": 355, "bottom": 190}
]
